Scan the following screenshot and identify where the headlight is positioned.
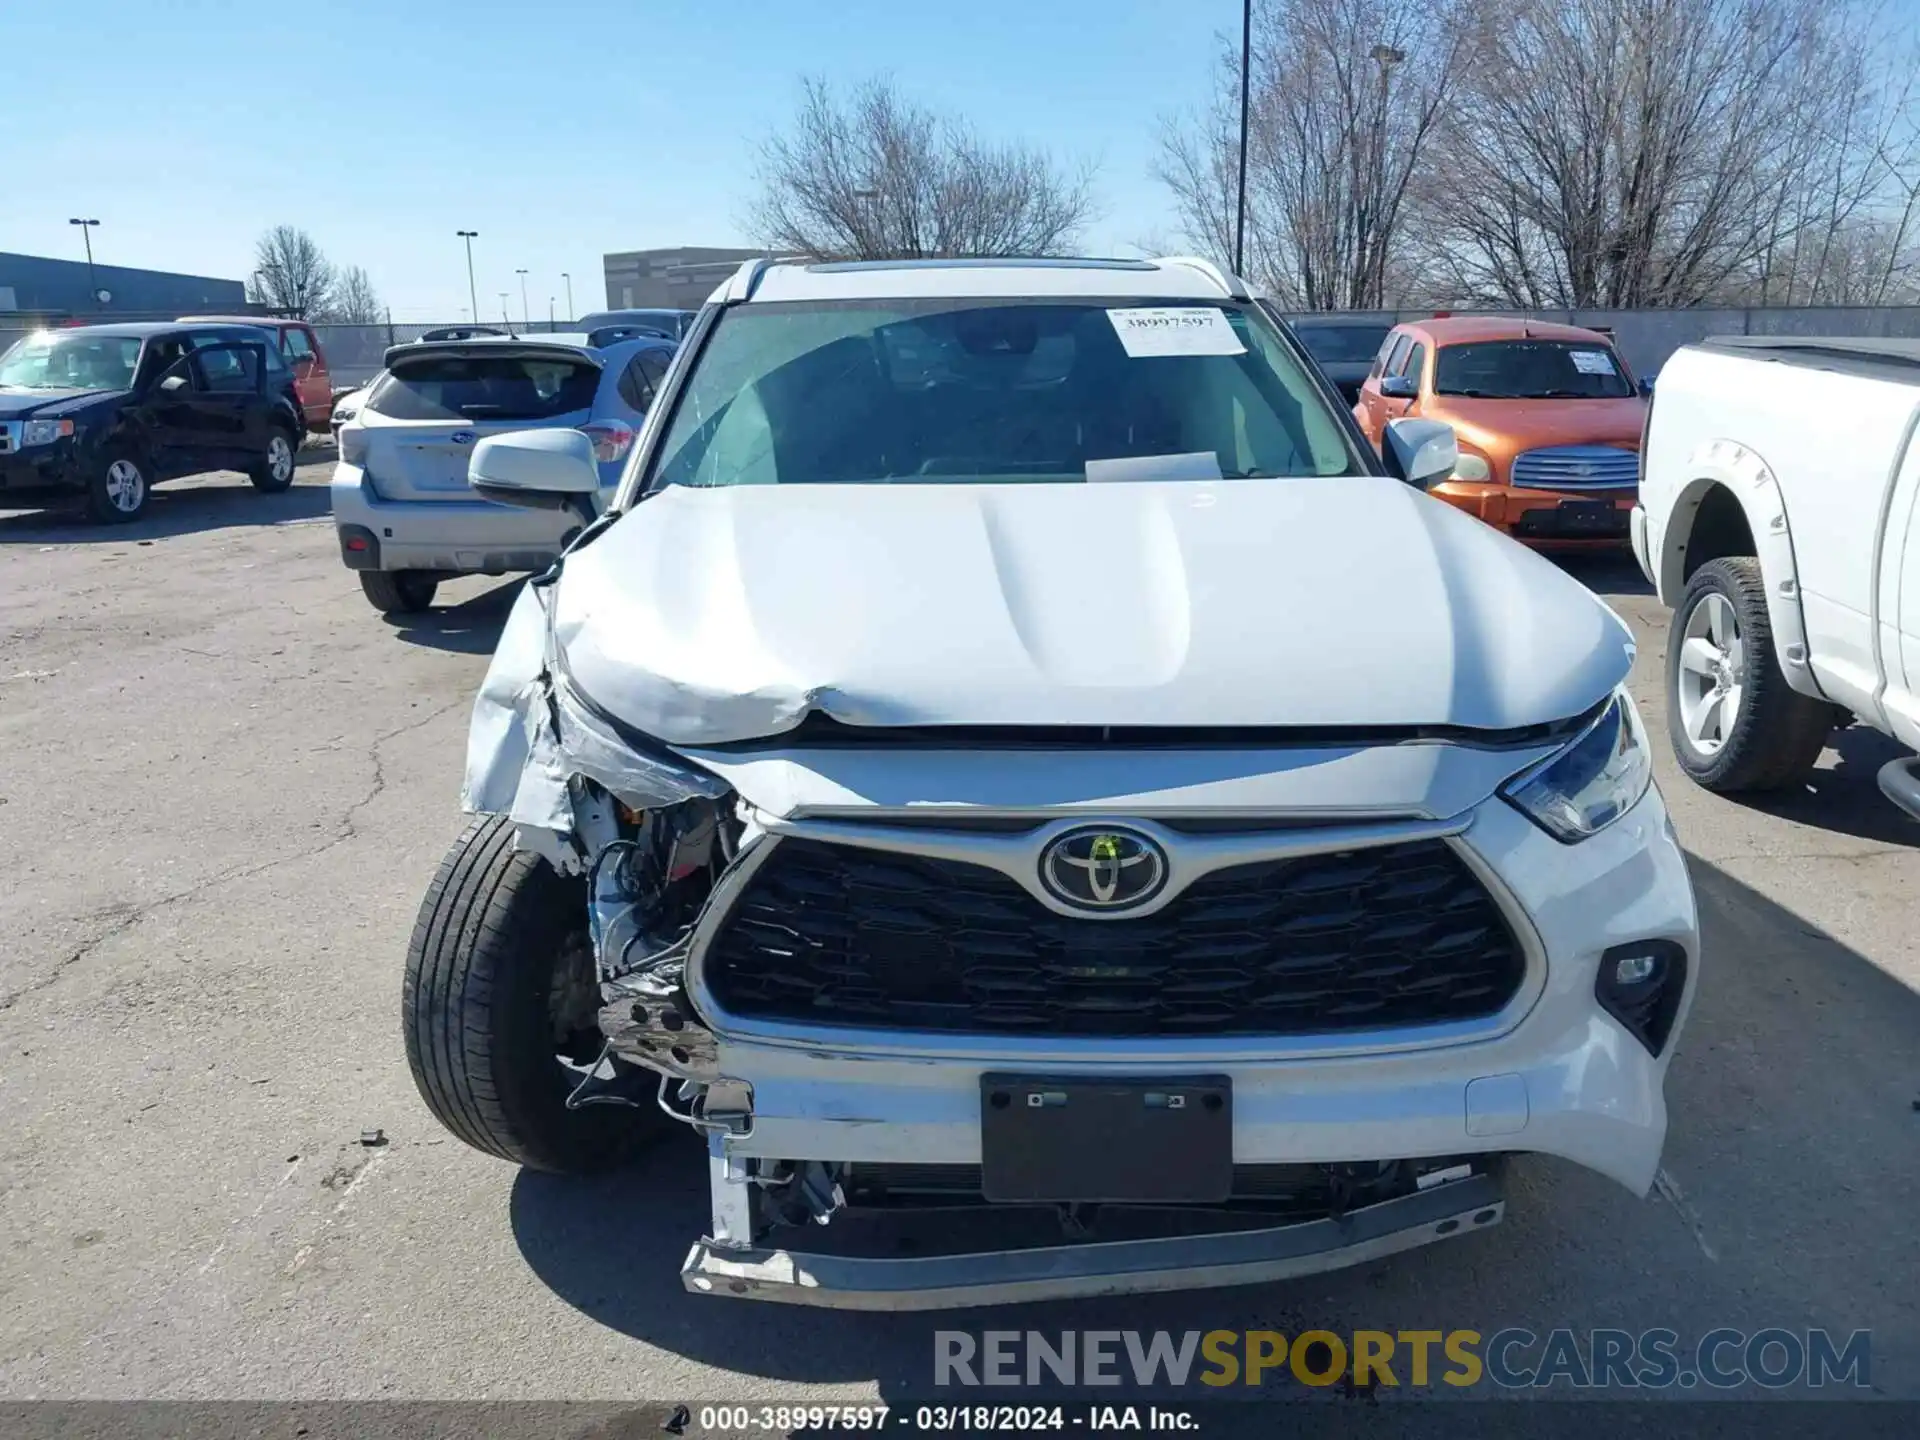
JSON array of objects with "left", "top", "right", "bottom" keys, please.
[
  {"left": 1451, "top": 449, "right": 1491, "bottom": 482},
  {"left": 22, "top": 418, "right": 74, "bottom": 447},
  {"left": 332, "top": 402, "right": 360, "bottom": 426},
  {"left": 1501, "top": 690, "right": 1652, "bottom": 842}
]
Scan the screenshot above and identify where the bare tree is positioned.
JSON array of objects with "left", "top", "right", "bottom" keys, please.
[
  {"left": 1418, "top": 0, "right": 1920, "bottom": 307},
  {"left": 324, "top": 265, "right": 384, "bottom": 324},
  {"left": 249, "top": 226, "right": 336, "bottom": 318},
  {"left": 751, "top": 78, "right": 1095, "bottom": 259},
  {"left": 1158, "top": 0, "right": 1471, "bottom": 308}
]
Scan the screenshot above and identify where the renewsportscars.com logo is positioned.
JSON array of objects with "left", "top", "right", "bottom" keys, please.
[{"left": 933, "top": 1328, "right": 1872, "bottom": 1391}]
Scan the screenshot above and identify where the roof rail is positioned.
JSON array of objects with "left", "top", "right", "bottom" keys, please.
[
  {"left": 718, "top": 257, "right": 774, "bottom": 303},
  {"left": 1153, "top": 255, "right": 1247, "bottom": 301}
]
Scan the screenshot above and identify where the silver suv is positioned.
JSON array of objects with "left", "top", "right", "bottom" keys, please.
[
  {"left": 329, "top": 330, "right": 675, "bottom": 614},
  {"left": 402, "top": 256, "right": 1698, "bottom": 1309}
]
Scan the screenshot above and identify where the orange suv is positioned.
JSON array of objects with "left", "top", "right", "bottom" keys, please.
[{"left": 1352, "top": 317, "right": 1649, "bottom": 546}]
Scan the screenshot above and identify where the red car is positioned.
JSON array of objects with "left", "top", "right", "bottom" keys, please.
[{"left": 180, "top": 316, "right": 333, "bottom": 432}]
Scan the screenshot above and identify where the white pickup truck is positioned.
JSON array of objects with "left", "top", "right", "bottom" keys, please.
[{"left": 1633, "top": 337, "right": 1920, "bottom": 818}]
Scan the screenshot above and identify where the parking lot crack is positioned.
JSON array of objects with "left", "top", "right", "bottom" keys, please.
[{"left": 0, "top": 697, "right": 468, "bottom": 1016}]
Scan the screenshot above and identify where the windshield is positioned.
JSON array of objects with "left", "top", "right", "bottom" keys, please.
[
  {"left": 1293, "top": 324, "right": 1391, "bottom": 365},
  {"left": 1433, "top": 340, "right": 1634, "bottom": 399},
  {"left": 0, "top": 333, "right": 142, "bottom": 391},
  {"left": 367, "top": 353, "right": 600, "bottom": 421},
  {"left": 645, "top": 299, "right": 1358, "bottom": 491}
]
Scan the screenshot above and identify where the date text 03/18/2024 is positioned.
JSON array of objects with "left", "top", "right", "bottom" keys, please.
[{"left": 689, "top": 1406, "right": 1194, "bottom": 1433}]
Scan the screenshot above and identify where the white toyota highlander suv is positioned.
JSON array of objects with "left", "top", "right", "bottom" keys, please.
[{"left": 402, "top": 256, "right": 1699, "bottom": 1309}]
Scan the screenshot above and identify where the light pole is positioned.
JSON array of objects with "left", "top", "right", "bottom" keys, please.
[
  {"left": 499, "top": 292, "right": 511, "bottom": 329},
  {"left": 456, "top": 230, "right": 480, "bottom": 326},
  {"left": 1234, "top": 0, "right": 1251, "bottom": 279},
  {"left": 548, "top": 296, "right": 555, "bottom": 330},
  {"left": 69, "top": 218, "right": 102, "bottom": 307},
  {"left": 561, "top": 272, "right": 573, "bottom": 323},
  {"left": 1366, "top": 44, "right": 1406, "bottom": 307},
  {"left": 515, "top": 268, "right": 530, "bottom": 329}
]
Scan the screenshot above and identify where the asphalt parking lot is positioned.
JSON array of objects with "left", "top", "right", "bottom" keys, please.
[{"left": 1, "top": 461, "right": 1917, "bottom": 1403}]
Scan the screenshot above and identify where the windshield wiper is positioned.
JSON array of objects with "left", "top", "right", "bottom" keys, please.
[
  {"left": 1438, "top": 388, "right": 1503, "bottom": 398},
  {"left": 1525, "top": 390, "right": 1598, "bottom": 399}
]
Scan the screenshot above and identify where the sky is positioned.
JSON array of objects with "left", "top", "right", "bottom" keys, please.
[{"left": 4, "top": 0, "right": 1228, "bottom": 321}]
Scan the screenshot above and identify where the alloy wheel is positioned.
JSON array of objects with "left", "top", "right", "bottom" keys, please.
[
  {"left": 268, "top": 435, "right": 294, "bottom": 483},
  {"left": 1676, "top": 591, "right": 1745, "bottom": 755},
  {"left": 104, "top": 459, "right": 146, "bottom": 514}
]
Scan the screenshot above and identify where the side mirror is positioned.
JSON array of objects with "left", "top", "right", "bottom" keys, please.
[
  {"left": 1379, "top": 373, "right": 1417, "bottom": 400},
  {"left": 469, "top": 429, "right": 601, "bottom": 518},
  {"left": 1383, "top": 417, "right": 1459, "bottom": 490},
  {"left": 1638, "top": 375, "right": 1656, "bottom": 397},
  {"left": 158, "top": 374, "right": 189, "bottom": 395}
]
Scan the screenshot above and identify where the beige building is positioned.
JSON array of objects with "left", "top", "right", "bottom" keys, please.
[{"left": 600, "top": 246, "right": 777, "bottom": 311}]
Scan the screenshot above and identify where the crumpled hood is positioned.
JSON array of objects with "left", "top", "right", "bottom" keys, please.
[
  {"left": 0, "top": 386, "right": 121, "bottom": 420},
  {"left": 552, "top": 477, "right": 1632, "bottom": 745}
]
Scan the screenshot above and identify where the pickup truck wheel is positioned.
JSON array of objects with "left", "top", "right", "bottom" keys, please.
[
  {"left": 358, "top": 570, "right": 438, "bottom": 614},
  {"left": 85, "top": 453, "right": 150, "bottom": 524},
  {"left": 248, "top": 426, "right": 298, "bottom": 492},
  {"left": 403, "top": 814, "right": 666, "bottom": 1173},
  {"left": 1667, "top": 556, "right": 1831, "bottom": 792}
]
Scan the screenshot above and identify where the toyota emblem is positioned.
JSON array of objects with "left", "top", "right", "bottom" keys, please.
[{"left": 1039, "top": 826, "right": 1169, "bottom": 912}]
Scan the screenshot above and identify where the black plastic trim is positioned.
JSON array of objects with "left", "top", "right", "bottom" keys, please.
[
  {"left": 336, "top": 524, "right": 380, "bottom": 570},
  {"left": 1595, "top": 939, "right": 1689, "bottom": 1056}
]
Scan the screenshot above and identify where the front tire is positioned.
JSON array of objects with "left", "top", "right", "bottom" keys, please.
[
  {"left": 249, "top": 425, "right": 298, "bottom": 492},
  {"left": 1667, "top": 556, "right": 1832, "bottom": 793},
  {"left": 403, "top": 815, "right": 666, "bottom": 1173},
  {"left": 85, "top": 451, "right": 150, "bottom": 524},
  {"left": 359, "top": 570, "right": 438, "bottom": 614}
]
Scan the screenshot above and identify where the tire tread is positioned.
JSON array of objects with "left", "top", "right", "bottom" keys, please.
[
  {"left": 402, "top": 814, "right": 658, "bottom": 1172},
  {"left": 1668, "top": 556, "right": 1832, "bottom": 793}
]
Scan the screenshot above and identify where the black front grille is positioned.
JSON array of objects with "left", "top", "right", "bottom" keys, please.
[{"left": 705, "top": 837, "right": 1525, "bottom": 1036}]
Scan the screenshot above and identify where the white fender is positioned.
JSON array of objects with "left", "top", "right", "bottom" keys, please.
[{"left": 1652, "top": 439, "right": 1823, "bottom": 700}]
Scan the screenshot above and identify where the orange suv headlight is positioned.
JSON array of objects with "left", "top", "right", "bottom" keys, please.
[{"left": 1451, "top": 449, "right": 1492, "bottom": 482}]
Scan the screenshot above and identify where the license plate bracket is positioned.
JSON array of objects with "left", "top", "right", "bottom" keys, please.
[
  {"left": 1555, "top": 499, "right": 1620, "bottom": 531},
  {"left": 979, "top": 1075, "right": 1233, "bottom": 1204}
]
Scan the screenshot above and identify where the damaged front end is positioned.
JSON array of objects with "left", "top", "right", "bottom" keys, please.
[
  {"left": 462, "top": 576, "right": 754, "bottom": 1132},
  {"left": 452, "top": 580, "right": 1517, "bottom": 1312}
]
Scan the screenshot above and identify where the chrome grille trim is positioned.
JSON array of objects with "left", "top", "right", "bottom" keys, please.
[{"left": 1509, "top": 444, "right": 1638, "bottom": 490}]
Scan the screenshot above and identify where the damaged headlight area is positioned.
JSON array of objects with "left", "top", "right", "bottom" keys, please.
[
  {"left": 582, "top": 794, "right": 739, "bottom": 1103},
  {"left": 458, "top": 581, "right": 759, "bottom": 1130}
]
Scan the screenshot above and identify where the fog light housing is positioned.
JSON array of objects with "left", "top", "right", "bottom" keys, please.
[{"left": 1595, "top": 940, "right": 1688, "bottom": 1056}]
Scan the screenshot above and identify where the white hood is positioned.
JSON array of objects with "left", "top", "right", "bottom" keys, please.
[{"left": 551, "top": 477, "right": 1632, "bottom": 745}]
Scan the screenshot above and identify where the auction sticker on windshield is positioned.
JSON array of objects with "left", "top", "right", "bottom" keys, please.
[
  {"left": 1108, "top": 307, "right": 1246, "bottom": 358},
  {"left": 1570, "top": 350, "right": 1618, "bottom": 375}
]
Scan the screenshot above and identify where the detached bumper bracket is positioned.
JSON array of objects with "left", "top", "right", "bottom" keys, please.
[{"left": 681, "top": 1172, "right": 1504, "bottom": 1310}]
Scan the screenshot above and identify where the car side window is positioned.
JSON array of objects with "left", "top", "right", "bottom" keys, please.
[
  {"left": 146, "top": 337, "right": 193, "bottom": 384},
  {"left": 1398, "top": 343, "right": 1427, "bottom": 387},
  {"left": 1368, "top": 333, "right": 1398, "bottom": 379},
  {"left": 1383, "top": 333, "right": 1413, "bottom": 378},
  {"left": 639, "top": 349, "right": 670, "bottom": 393},
  {"left": 617, "top": 352, "right": 661, "bottom": 411},
  {"left": 283, "top": 328, "right": 314, "bottom": 362},
  {"left": 193, "top": 344, "right": 263, "bottom": 394}
]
